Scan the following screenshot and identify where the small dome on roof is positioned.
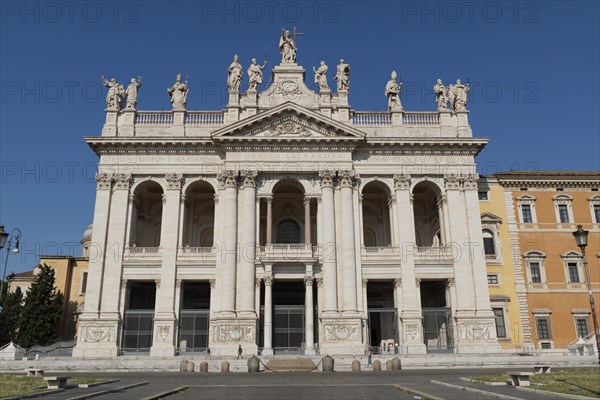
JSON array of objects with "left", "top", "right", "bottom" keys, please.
[{"left": 82, "top": 224, "right": 93, "bottom": 241}]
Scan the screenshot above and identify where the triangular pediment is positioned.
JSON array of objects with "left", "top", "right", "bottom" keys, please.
[
  {"left": 481, "top": 211, "right": 502, "bottom": 223},
  {"left": 212, "top": 102, "right": 365, "bottom": 142}
]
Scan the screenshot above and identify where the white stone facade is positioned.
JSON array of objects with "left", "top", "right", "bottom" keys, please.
[{"left": 74, "top": 41, "right": 500, "bottom": 358}]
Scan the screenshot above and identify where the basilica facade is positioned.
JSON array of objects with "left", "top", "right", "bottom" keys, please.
[{"left": 74, "top": 33, "right": 500, "bottom": 357}]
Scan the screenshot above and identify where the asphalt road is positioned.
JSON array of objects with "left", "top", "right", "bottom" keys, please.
[{"left": 26, "top": 367, "right": 581, "bottom": 400}]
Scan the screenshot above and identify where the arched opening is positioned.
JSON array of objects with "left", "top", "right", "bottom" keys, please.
[
  {"left": 362, "top": 182, "right": 392, "bottom": 247},
  {"left": 130, "top": 181, "right": 164, "bottom": 248},
  {"left": 182, "top": 181, "right": 215, "bottom": 248},
  {"left": 482, "top": 230, "right": 495, "bottom": 256},
  {"left": 412, "top": 182, "right": 443, "bottom": 247},
  {"left": 260, "top": 179, "right": 315, "bottom": 246}
]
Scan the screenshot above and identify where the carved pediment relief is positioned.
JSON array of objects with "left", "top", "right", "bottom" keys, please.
[{"left": 212, "top": 102, "right": 365, "bottom": 142}]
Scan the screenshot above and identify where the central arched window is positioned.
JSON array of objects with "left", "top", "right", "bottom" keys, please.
[
  {"left": 277, "top": 218, "right": 301, "bottom": 243},
  {"left": 482, "top": 230, "right": 495, "bottom": 256}
]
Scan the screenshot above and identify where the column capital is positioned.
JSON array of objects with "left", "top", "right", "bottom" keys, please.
[
  {"left": 255, "top": 278, "right": 262, "bottom": 288},
  {"left": 362, "top": 279, "right": 368, "bottom": 288},
  {"left": 263, "top": 276, "right": 273, "bottom": 286},
  {"left": 113, "top": 173, "right": 131, "bottom": 190},
  {"left": 338, "top": 170, "right": 358, "bottom": 188},
  {"left": 176, "top": 279, "right": 183, "bottom": 288},
  {"left": 462, "top": 173, "right": 479, "bottom": 190},
  {"left": 209, "top": 279, "right": 216, "bottom": 289},
  {"left": 165, "top": 173, "right": 183, "bottom": 190},
  {"left": 304, "top": 276, "right": 314, "bottom": 287},
  {"left": 444, "top": 173, "right": 461, "bottom": 190},
  {"left": 393, "top": 174, "right": 411, "bottom": 191},
  {"left": 242, "top": 170, "right": 258, "bottom": 188},
  {"left": 394, "top": 277, "right": 402, "bottom": 288},
  {"left": 96, "top": 172, "right": 112, "bottom": 190},
  {"left": 446, "top": 278, "right": 455, "bottom": 288},
  {"left": 415, "top": 278, "right": 421, "bottom": 288},
  {"left": 319, "top": 171, "right": 335, "bottom": 188},
  {"left": 217, "top": 170, "right": 238, "bottom": 189},
  {"left": 213, "top": 193, "right": 219, "bottom": 204},
  {"left": 266, "top": 195, "right": 273, "bottom": 204},
  {"left": 316, "top": 278, "right": 323, "bottom": 287},
  {"left": 155, "top": 279, "right": 161, "bottom": 289},
  {"left": 304, "top": 196, "right": 313, "bottom": 206},
  {"left": 121, "top": 279, "right": 128, "bottom": 289}
]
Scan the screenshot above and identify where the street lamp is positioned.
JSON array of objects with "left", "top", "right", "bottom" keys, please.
[
  {"left": 0, "top": 227, "right": 22, "bottom": 305},
  {"left": 573, "top": 224, "right": 600, "bottom": 364}
]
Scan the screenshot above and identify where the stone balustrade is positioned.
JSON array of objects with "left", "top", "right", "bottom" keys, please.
[
  {"left": 135, "top": 111, "right": 174, "bottom": 126},
  {"left": 185, "top": 111, "right": 225, "bottom": 126},
  {"left": 351, "top": 111, "right": 391, "bottom": 126},
  {"left": 403, "top": 112, "right": 440, "bottom": 126}
]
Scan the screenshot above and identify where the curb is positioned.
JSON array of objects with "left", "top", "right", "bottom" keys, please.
[
  {"left": 515, "top": 386, "right": 598, "bottom": 400},
  {"left": 460, "top": 377, "right": 508, "bottom": 386},
  {"left": 392, "top": 384, "right": 445, "bottom": 400},
  {"left": 77, "top": 379, "right": 120, "bottom": 388},
  {"left": 3, "top": 389, "right": 64, "bottom": 400},
  {"left": 65, "top": 380, "right": 149, "bottom": 400},
  {"left": 430, "top": 379, "right": 523, "bottom": 400},
  {"left": 141, "top": 386, "right": 189, "bottom": 400}
]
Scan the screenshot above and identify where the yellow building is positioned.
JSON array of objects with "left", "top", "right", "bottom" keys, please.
[
  {"left": 478, "top": 176, "right": 532, "bottom": 351},
  {"left": 8, "top": 225, "right": 92, "bottom": 340},
  {"left": 495, "top": 171, "right": 600, "bottom": 351}
]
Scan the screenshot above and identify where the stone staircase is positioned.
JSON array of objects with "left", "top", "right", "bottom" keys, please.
[{"left": 266, "top": 357, "right": 317, "bottom": 372}]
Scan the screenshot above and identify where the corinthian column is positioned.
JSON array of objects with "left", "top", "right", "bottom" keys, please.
[
  {"left": 319, "top": 171, "right": 338, "bottom": 315},
  {"left": 238, "top": 171, "right": 257, "bottom": 317},
  {"left": 217, "top": 171, "right": 238, "bottom": 316},
  {"left": 339, "top": 170, "right": 358, "bottom": 314},
  {"left": 263, "top": 276, "right": 273, "bottom": 354},
  {"left": 304, "top": 276, "right": 315, "bottom": 353}
]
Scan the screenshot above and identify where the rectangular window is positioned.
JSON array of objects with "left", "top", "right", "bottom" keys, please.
[
  {"left": 530, "top": 262, "right": 542, "bottom": 283},
  {"left": 594, "top": 205, "right": 600, "bottom": 223},
  {"left": 478, "top": 191, "right": 488, "bottom": 200},
  {"left": 536, "top": 318, "right": 551, "bottom": 340},
  {"left": 493, "top": 308, "right": 507, "bottom": 338},
  {"left": 80, "top": 272, "right": 88, "bottom": 294},
  {"left": 558, "top": 204, "right": 569, "bottom": 223},
  {"left": 576, "top": 318, "right": 589, "bottom": 338},
  {"left": 568, "top": 262, "right": 580, "bottom": 283},
  {"left": 541, "top": 342, "right": 552, "bottom": 349},
  {"left": 521, "top": 205, "right": 532, "bottom": 223},
  {"left": 487, "top": 275, "right": 498, "bottom": 285}
]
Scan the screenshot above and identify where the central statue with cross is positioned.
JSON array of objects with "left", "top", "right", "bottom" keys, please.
[{"left": 279, "top": 27, "right": 302, "bottom": 64}]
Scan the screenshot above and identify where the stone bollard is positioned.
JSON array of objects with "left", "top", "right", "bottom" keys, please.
[
  {"left": 372, "top": 360, "right": 382, "bottom": 371},
  {"left": 221, "top": 360, "right": 230, "bottom": 373},
  {"left": 392, "top": 357, "right": 401, "bottom": 370},
  {"left": 199, "top": 361, "right": 208, "bottom": 373},
  {"left": 248, "top": 356, "right": 260, "bottom": 373},
  {"left": 385, "top": 359, "right": 394, "bottom": 370},
  {"left": 180, "top": 359, "right": 188, "bottom": 372},
  {"left": 322, "top": 355, "right": 335, "bottom": 372},
  {"left": 186, "top": 360, "right": 195, "bottom": 372},
  {"left": 351, "top": 360, "right": 361, "bottom": 372}
]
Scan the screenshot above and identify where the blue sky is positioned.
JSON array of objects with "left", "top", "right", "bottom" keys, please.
[{"left": 1, "top": 0, "right": 599, "bottom": 274}]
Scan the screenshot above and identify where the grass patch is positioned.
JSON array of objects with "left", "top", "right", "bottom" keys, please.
[
  {"left": 70, "top": 377, "right": 109, "bottom": 385},
  {"left": 470, "top": 368, "right": 600, "bottom": 398},
  {"left": 0, "top": 375, "right": 47, "bottom": 399}
]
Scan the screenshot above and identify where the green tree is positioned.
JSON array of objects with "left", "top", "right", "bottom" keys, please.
[
  {"left": 18, "top": 264, "right": 64, "bottom": 347},
  {"left": 0, "top": 286, "right": 23, "bottom": 345}
]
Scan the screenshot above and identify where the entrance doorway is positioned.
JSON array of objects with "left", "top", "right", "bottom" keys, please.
[
  {"left": 122, "top": 281, "right": 156, "bottom": 353},
  {"left": 367, "top": 281, "right": 397, "bottom": 353},
  {"left": 178, "top": 281, "right": 211, "bottom": 354},
  {"left": 420, "top": 280, "right": 453, "bottom": 353},
  {"left": 272, "top": 280, "right": 304, "bottom": 353}
]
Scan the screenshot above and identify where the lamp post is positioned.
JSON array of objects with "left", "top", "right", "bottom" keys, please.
[
  {"left": 573, "top": 225, "right": 600, "bottom": 364},
  {"left": 0, "top": 226, "right": 21, "bottom": 305}
]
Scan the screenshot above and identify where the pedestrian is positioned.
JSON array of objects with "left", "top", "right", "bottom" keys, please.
[
  {"left": 206, "top": 347, "right": 211, "bottom": 359},
  {"left": 237, "top": 344, "right": 243, "bottom": 359},
  {"left": 367, "top": 347, "right": 372, "bottom": 367}
]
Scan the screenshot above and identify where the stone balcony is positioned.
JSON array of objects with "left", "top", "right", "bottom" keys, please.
[
  {"left": 414, "top": 245, "right": 455, "bottom": 265},
  {"left": 177, "top": 246, "right": 218, "bottom": 264},
  {"left": 258, "top": 244, "right": 317, "bottom": 263},
  {"left": 122, "top": 246, "right": 162, "bottom": 267}
]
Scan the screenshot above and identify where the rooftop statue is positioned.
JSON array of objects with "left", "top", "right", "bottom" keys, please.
[
  {"left": 385, "top": 71, "right": 403, "bottom": 111},
  {"left": 227, "top": 54, "right": 243, "bottom": 92},
  {"left": 247, "top": 58, "right": 267, "bottom": 91},
  {"left": 453, "top": 79, "right": 470, "bottom": 111},
  {"left": 335, "top": 59, "right": 350, "bottom": 92},
  {"left": 313, "top": 61, "right": 330, "bottom": 92},
  {"left": 102, "top": 76, "right": 123, "bottom": 110},
  {"left": 434, "top": 79, "right": 449, "bottom": 110},
  {"left": 279, "top": 29, "right": 297, "bottom": 63},
  {"left": 125, "top": 77, "right": 142, "bottom": 110},
  {"left": 167, "top": 73, "right": 188, "bottom": 111}
]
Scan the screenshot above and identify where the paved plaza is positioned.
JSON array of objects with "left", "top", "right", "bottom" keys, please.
[{"left": 20, "top": 367, "right": 580, "bottom": 400}]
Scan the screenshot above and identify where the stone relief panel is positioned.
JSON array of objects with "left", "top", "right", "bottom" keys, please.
[
  {"left": 79, "top": 322, "right": 117, "bottom": 343},
  {"left": 212, "top": 321, "right": 256, "bottom": 343},
  {"left": 322, "top": 321, "right": 361, "bottom": 342}
]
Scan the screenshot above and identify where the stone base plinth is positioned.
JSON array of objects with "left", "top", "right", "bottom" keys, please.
[
  {"left": 209, "top": 317, "right": 258, "bottom": 356},
  {"left": 73, "top": 317, "right": 120, "bottom": 358},
  {"left": 318, "top": 317, "right": 365, "bottom": 356}
]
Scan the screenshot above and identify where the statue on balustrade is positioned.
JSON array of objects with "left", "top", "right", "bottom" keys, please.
[
  {"left": 313, "top": 61, "right": 330, "bottom": 92},
  {"left": 102, "top": 76, "right": 123, "bottom": 110},
  {"left": 279, "top": 29, "right": 296, "bottom": 63},
  {"left": 453, "top": 79, "right": 470, "bottom": 111},
  {"left": 334, "top": 59, "right": 350, "bottom": 92},
  {"left": 125, "top": 77, "right": 143, "bottom": 110},
  {"left": 434, "top": 79, "right": 449, "bottom": 110},
  {"left": 167, "top": 73, "right": 188, "bottom": 111},
  {"left": 247, "top": 58, "right": 267, "bottom": 91},
  {"left": 385, "top": 71, "right": 403, "bottom": 111},
  {"left": 227, "top": 54, "right": 244, "bottom": 92}
]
